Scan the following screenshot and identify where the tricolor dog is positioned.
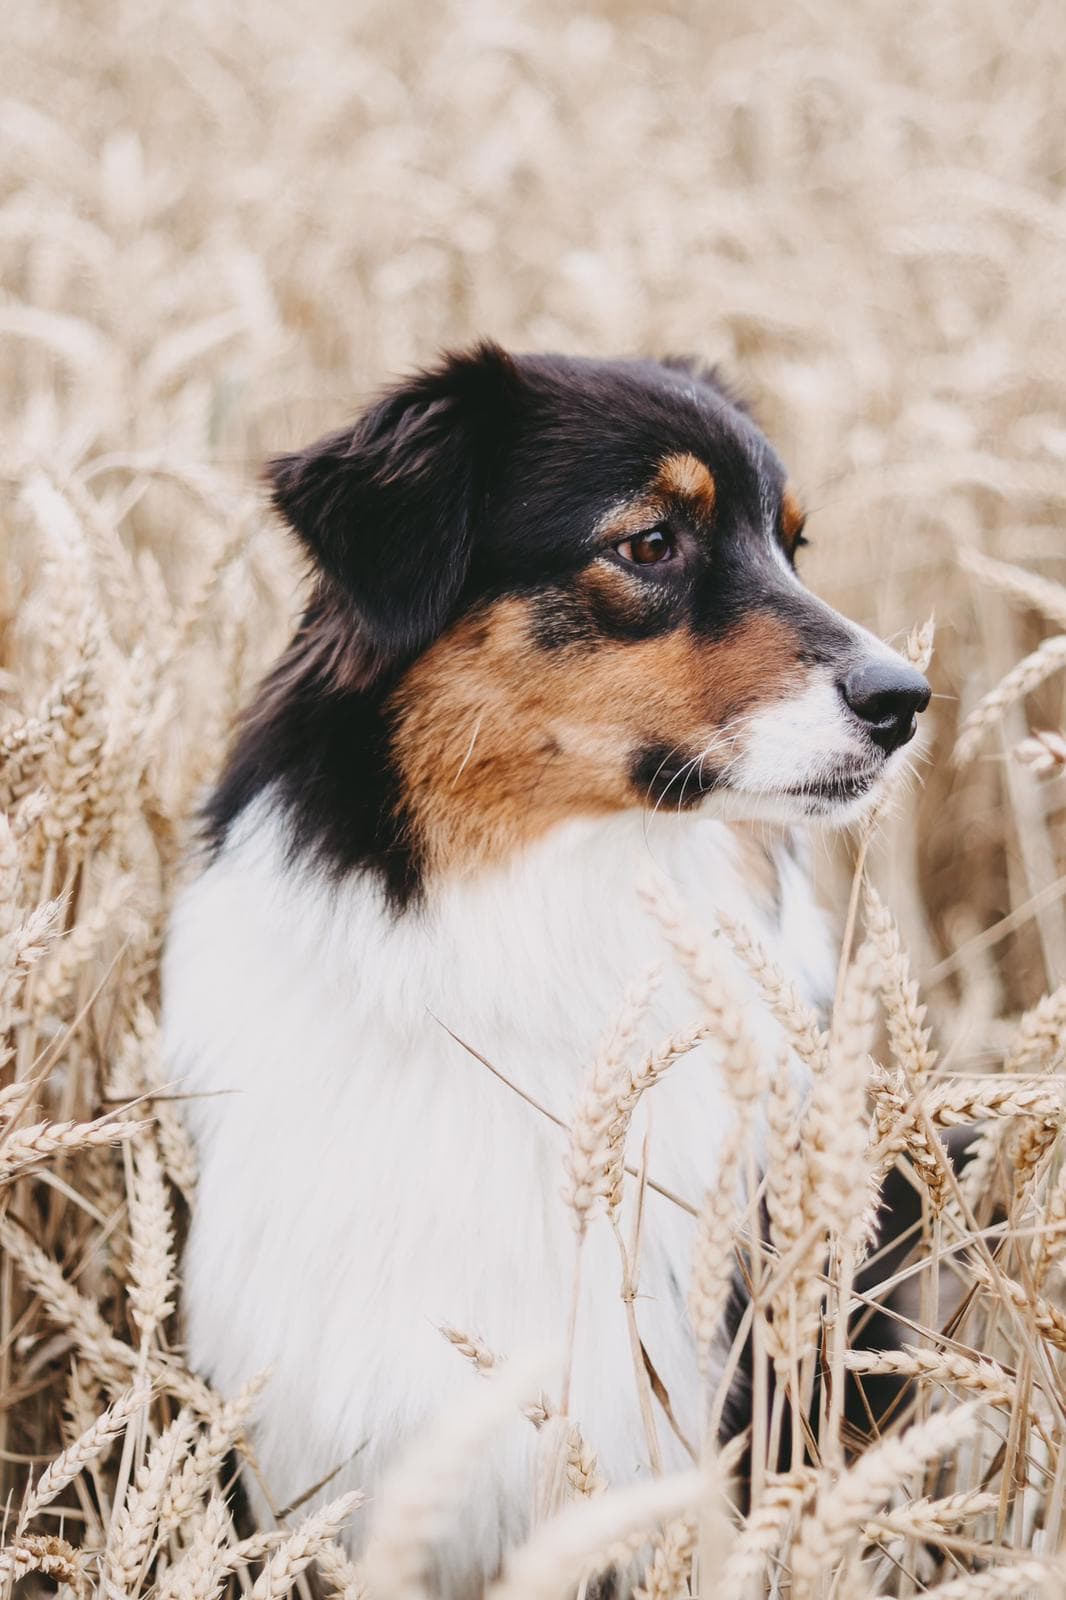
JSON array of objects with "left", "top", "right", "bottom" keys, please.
[{"left": 163, "top": 345, "right": 929, "bottom": 1592}]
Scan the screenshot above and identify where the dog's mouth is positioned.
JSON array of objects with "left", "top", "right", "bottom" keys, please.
[
  {"left": 686, "top": 758, "right": 888, "bottom": 827},
  {"left": 781, "top": 765, "right": 883, "bottom": 813}
]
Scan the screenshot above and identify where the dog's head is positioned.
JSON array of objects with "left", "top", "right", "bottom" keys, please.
[{"left": 257, "top": 343, "right": 929, "bottom": 881}]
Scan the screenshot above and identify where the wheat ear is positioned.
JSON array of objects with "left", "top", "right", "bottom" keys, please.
[
  {"left": 718, "top": 1472, "right": 816, "bottom": 1597},
  {"left": 954, "top": 634, "right": 1066, "bottom": 764},
  {"left": 633, "top": 1511, "right": 698, "bottom": 1600},
  {"left": 363, "top": 1353, "right": 550, "bottom": 1600},
  {"left": 127, "top": 1135, "right": 177, "bottom": 1342},
  {"left": 959, "top": 546, "right": 1066, "bottom": 630},
  {"left": 565, "top": 965, "right": 661, "bottom": 1232},
  {"left": 689, "top": 1116, "right": 749, "bottom": 1377},
  {"left": 864, "top": 1488, "right": 998, "bottom": 1544},
  {"left": 0, "top": 1112, "right": 150, "bottom": 1185},
  {"left": 0, "top": 1534, "right": 86, "bottom": 1596},
  {"left": 790, "top": 1405, "right": 981, "bottom": 1599},
  {"left": 870, "top": 1558, "right": 1061, "bottom": 1600},
  {"left": 103, "top": 1411, "right": 194, "bottom": 1595},
  {"left": 154, "top": 1495, "right": 231, "bottom": 1600},
  {"left": 1003, "top": 983, "right": 1066, "bottom": 1072},
  {"left": 844, "top": 1344, "right": 1021, "bottom": 1409},
  {"left": 17, "top": 1383, "right": 150, "bottom": 1532},
  {"left": 488, "top": 1471, "right": 706, "bottom": 1600},
  {"left": 249, "top": 1493, "right": 365, "bottom": 1600},
  {"left": 716, "top": 910, "right": 828, "bottom": 1072},
  {"left": 1015, "top": 728, "right": 1066, "bottom": 776},
  {"left": 314, "top": 1538, "right": 371, "bottom": 1600}
]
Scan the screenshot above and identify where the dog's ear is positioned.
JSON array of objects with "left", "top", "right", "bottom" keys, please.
[{"left": 266, "top": 342, "right": 517, "bottom": 670}]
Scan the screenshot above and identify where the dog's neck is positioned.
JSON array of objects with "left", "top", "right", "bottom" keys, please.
[{"left": 209, "top": 796, "right": 830, "bottom": 1066}]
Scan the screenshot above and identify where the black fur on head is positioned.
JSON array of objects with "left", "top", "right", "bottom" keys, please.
[{"left": 266, "top": 340, "right": 518, "bottom": 674}]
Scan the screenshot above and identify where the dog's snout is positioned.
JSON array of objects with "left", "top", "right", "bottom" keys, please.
[{"left": 840, "top": 659, "right": 931, "bottom": 754}]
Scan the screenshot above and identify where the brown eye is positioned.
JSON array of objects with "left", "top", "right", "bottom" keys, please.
[{"left": 615, "top": 529, "right": 676, "bottom": 566}]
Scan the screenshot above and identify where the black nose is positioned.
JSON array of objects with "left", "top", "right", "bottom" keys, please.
[{"left": 840, "top": 660, "right": 931, "bottom": 754}]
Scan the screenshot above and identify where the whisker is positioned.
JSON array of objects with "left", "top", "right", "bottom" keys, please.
[
  {"left": 641, "top": 743, "right": 688, "bottom": 845},
  {"left": 450, "top": 713, "right": 484, "bottom": 788}
]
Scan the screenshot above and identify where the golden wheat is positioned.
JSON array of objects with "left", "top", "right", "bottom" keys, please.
[{"left": 3, "top": 0, "right": 1066, "bottom": 1593}]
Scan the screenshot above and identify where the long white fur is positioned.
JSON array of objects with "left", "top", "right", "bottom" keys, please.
[
  {"left": 164, "top": 568, "right": 925, "bottom": 1593},
  {"left": 164, "top": 796, "right": 835, "bottom": 1592}
]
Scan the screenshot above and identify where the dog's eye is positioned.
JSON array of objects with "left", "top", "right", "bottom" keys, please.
[{"left": 615, "top": 529, "right": 676, "bottom": 566}]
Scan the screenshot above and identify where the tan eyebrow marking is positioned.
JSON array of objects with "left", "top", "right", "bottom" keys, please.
[
  {"left": 654, "top": 452, "right": 717, "bottom": 518},
  {"left": 595, "top": 452, "right": 717, "bottom": 547},
  {"left": 596, "top": 493, "right": 668, "bottom": 542},
  {"left": 781, "top": 485, "right": 806, "bottom": 546}
]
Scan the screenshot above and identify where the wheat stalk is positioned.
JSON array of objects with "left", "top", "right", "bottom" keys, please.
[
  {"left": 0, "top": 1111, "right": 150, "bottom": 1184},
  {"left": 103, "top": 1410, "right": 194, "bottom": 1595},
  {"left": 4, "top": 13, "right": 1066, "bottom": 1599},
  {"left": 790, "top": 1405, "right": 981, "bottom": 1599},
  {"left": 437, "top": 1327, "right": 603, "bottom": 1495},
  {"left": 17, "top": 1382, "right": 150, "bottom": 1532},
  {"left": 0, "top": 1212, "right": 215, "bottom": 1408},
  {"left": 126, "top": 1134, "right": 176, "bottom": 1341},
  {"left": 0, "top": 1533, "right": 86, "bottom": 1596},
  {"left": 249, "top": 1493, "right": 365, "bottom": 1600},
  {"left": 28, "top": 869, "right": 133, "bottom": 1019},
  {"left": 960, "top": 547, "right": 1066, "bottom": 630},
  {"left": 689, "top": 1116, "right": 749, "bottom": 1376},
  {"left": 870, "top": 1558, "right": 1061, "bottom": 1600},
  {"left": 1015, "top": 728, "right": 1066, "bottom": 776},
  {"left": 488, "top": 1470, "right": 707, "bottom": 1600},
  {"left": 844, "top": 1344, "right": 1022, "bottom": 1409},
  {"left": 363, "top": 1354, "right": 550, "bottom": 1600},
  {"left": 954, "top": 634, "right": 1066, "bottom": 764},
  {"left": 973, "top": 1262, "right": 1066, "bottom": 1351},
  {"left": 863, "top": 1488, "right": 998, "bottom": 1543},
  {"left": 564, "top": 965, "right": 660, "bottom": 1232},
  {"left": 1003, "top": 983, "right": 1066, "bottom": 1073},
  {"left": 716, "top": 910, "right": 828, "bottom": 1072},
  {"left": 154, "top": 1494, "right": 231, "bottom": 1600}
]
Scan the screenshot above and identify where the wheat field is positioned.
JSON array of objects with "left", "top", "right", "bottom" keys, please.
[{"left": 2, "top": 0, "right": 1066, "bottom": 1594}]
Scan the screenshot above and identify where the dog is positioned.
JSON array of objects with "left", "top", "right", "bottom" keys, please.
[{"left": 162, "top": 344, "right": 930, "bottom": 1593}]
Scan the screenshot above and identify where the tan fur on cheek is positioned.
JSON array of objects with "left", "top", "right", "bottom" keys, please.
[
  {"left": 574, "top": 559, "right": 672, "bottom": 634},
  {"left": 389, "top": 601, "right": 629, "bottom": 878},
  {"left": 390, "top": 599, "right": 805, "bottom": 878}
]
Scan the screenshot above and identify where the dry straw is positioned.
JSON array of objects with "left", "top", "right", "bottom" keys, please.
[
  {"left": 3, "top": 0, "right": 1066, "bottom": 1594},
  {"left": 362, "top": 1354, "right": 551, "bottom": 1600},
  {"left": 249, "top": 1494, "right": 365, "bottom": 1600},
  {"left": 487, "top": 1471, "right": 709, "bottom": 1600}
]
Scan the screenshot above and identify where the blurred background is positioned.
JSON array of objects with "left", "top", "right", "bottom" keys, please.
[{"left": 3, "top": 0, "right": 1065, "bottom": 1029}]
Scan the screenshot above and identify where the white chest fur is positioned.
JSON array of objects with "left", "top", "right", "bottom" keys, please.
[{"left": 163, "top": 802, "right": 834, "bottom": 1590}]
